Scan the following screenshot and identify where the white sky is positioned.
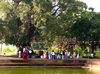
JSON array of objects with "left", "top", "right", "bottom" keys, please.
[{"left": 80, "top": 0, "right": 100, "bottom": 12}]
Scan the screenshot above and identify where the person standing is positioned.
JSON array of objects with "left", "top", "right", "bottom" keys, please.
[
  {"left": 46, "top": 51, "right": 48, "bottom": 59},
  {"left": 18, "top": 50, "right": 21, "bottom": 58},
  {"left": 18, "top": 47, "right": 23, "bottom": 58},
  {"left": 48, "top": 51, "right": 52, "bottom": 59},
  {"left": 51, "top": 50, "right": 55, "bottom": 59},
  {"left": 28, "top": 49, "right": 33, "bottom": 58}
]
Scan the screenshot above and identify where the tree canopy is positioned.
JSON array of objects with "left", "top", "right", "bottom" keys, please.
[{"left": 0, "top": 0, "right": 100, "bottom": 51}]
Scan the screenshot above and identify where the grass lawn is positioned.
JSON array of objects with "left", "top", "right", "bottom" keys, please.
[{"left": 95, "top": 51, "right": 100, "bottom": 57}]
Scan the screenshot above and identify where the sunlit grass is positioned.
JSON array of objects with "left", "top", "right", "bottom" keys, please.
[
  {"left": 0, "top": 44, "right": 17, "bottom": 55},
  {"left": 95, "top": 51, "right": 100, "bottom": 57}
]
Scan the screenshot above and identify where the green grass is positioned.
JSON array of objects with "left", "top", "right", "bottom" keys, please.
[
  {"left": 95, "top": 51, "right": 100, "bottom": 57},
  {"left": 2, "top": 47, "right": 16, "bottom": 55}
]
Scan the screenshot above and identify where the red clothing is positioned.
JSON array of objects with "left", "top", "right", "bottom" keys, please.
[
  {"left": 22, "top": 51, "right": 28, "bottom": 60},
  {"left": 46, "top": 52, "right": 48, "bottom": 59}
]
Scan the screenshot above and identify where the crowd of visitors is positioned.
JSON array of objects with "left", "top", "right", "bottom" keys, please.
[
  {"left": 38, "top": 50, "right": 80, "bottom": 60},
  {"left": 17, "top": 46, "right": 80, "bottom": 60}
]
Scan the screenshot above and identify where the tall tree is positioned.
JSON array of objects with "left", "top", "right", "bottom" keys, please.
[{"left": 0, "top": 0, "right": 87, "bottom": 47}]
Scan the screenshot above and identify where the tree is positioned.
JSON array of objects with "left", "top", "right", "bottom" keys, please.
[
  {"left": 39, "top": 0, "right": 87, "bottom": 45},
  {"left": 71, "top": 11, "right": 100, "bottom": 41},
  {"left": 0, "top": 0, "right": 87, "bottom": 48},
  {"left": 70, "top": 10, "right": 100, "bottom": 55}
]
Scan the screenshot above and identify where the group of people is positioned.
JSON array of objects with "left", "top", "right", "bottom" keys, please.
[
  {"left": 17, "top": 46, "right": 33, "bottom": 60},
  {"left": 17, "top": 47, "right": 80, "bottom": 60},
  {"left": 38, "top": 50, "right": 81, "bottom": 60},
  {"left": 39, "top": 50, "right": 72, "bottom": 60}
]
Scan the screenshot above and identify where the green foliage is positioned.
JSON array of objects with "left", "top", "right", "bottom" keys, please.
[
  {"left": 2, "top": 45, "right": 16, "bottom": 55},
  {"left": 0, "top": 0, "right": 91, "bottom": 49},
  {"left": 90, "top": 13, "right": 100, "bottom": 40},
  {"left": 74, "top": 45, "right": 82, "bottom": 51},
  {"left": 70, "top": 17, "right": 92, "bottom": 40},
  {"left": 22, "top": 0, "right": 33, "bottom": 4},
  {"left": 70, "top": 12, "right": 100, "bottom": 41},
  {"left": 95, "top": 51, "right": 100, "bottom": 57}
]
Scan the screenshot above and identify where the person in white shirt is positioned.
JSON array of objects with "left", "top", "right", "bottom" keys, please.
[{"left": 51, "top": 50, "right": 55, "bottom": 59}]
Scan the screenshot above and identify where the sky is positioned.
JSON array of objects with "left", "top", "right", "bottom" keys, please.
[{"left": 80, "top": 0, "right": 100, "bottom": 12}]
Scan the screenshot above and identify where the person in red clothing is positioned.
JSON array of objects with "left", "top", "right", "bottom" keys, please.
[
  {"left": 22, "top": 50, "right": 28, "bottom": 60},
  {"left": 46, "top": 51, "right": 48, "bottom": 59},
  {"left": 39, "top": 50, "right": 43, "bottom": 58}
]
